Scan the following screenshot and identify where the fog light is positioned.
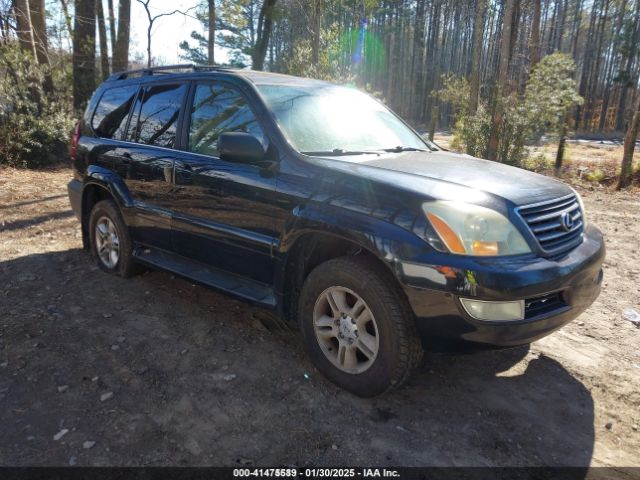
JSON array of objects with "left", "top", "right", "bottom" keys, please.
[{"left": 459, "top": 298, "right": 524, "bottom": 322}]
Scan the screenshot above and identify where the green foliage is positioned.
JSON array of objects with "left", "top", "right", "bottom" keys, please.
[
  {"left": 179, "top": 31, "right": 209, "bottom": 65},
  {"left": 524, "top": 53, "right": 583, "bottom": 132},
  {"left": 0, "top": 42, "right": 75, "bottom": 168},
  {"left": 283, "top": 26, "right": 343, "bottom": 81},
  {"left": 178, "top": 0, "right": 272, "bottom": 67},
  {"left": 450, "top": 104, "right": 491, "bottom": 157},
  {"left": 497, "top": 97, "right": 534, "bottom": 165},
  {"left": 585, "top": 168, "right": 606, "bottom": 182},
  {"left": 523, "top": 153, "right": 553, "bottom": 173},
  {"left": 431, "top": 74, "right": 470, "bottom": 113},
  {"left": 435, "top": 53, "right": 582, "bottom": 166}
]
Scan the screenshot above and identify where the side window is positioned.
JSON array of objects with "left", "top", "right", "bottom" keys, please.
[
  {"left": 128, "top": 83, "right": 187, "bottom": 148},
  {"left": 91, "top": 85, "right": 138, "bottom": 139},
  {"left": 188, "top": 83, "right": 266, "bottom": 157}
]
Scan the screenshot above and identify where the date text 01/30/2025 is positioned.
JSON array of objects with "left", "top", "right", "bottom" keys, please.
[{"left": 233, "top": 468, "right": 400, "bottom": 478}]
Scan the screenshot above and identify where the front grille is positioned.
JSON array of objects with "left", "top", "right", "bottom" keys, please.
[
  {"left": 524, "top": 292, "right": 567, "bottom": 319},
  {"left": 517, "top": 194, "right": 584, "bottom": 257}
]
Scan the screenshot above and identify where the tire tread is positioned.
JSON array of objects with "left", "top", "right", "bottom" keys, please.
[{"left": 299, "top": 255, "right": 423, "bottom": 396}]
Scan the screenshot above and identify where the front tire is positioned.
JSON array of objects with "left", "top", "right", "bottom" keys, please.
[
  {"left": 298, "top": 256, "right": 423, "bottom": 397},
  {"left": 89, "top": 199, "right": 138, "bottom": 278}
]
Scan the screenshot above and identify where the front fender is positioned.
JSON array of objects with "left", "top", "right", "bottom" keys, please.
[{"left": 277, "top": 201, "right": 434, "bottom": 280}]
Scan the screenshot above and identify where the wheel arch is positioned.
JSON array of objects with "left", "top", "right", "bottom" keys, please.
[
  {"left": 80, "top": 183, "right": 114, "bottom": 248},
  {"left": 80, "top": 165, "right": 134, "bottom": 248},
  {"left": 276, "top": 227, "right": 413, "bottom": 325}
]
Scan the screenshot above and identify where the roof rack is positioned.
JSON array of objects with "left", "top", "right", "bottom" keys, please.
[{"left": 107, "top": 63, "right": 229, "bottom": 81}]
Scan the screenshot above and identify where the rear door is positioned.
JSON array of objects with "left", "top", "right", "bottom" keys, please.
[
  {"left": 170, "top": 81, "right": 280, "bottom": 284},
  {"left": 119, "top": 82, "right": 188, "bottom": 250}
]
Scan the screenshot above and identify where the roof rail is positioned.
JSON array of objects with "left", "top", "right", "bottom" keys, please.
[{"left": 107, "top": 63, "right": 228, "bottom": 81}]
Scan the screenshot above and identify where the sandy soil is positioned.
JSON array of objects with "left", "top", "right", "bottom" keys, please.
[{"left": 1, "top": 162, "right": 639, "bottom": 469}]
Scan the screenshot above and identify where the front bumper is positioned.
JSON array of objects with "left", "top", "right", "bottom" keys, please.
[{"left": 400, "top": 224, "right": 605, "bottom": 346}]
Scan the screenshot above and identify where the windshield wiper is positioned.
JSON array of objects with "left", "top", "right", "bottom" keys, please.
[
  {"left": 302, "top": 146, "right": 434, "bottom": 156},
  {"left": 381, "top": 146, "right": 430, "bottom": 153},
  {"left": 301, "top": 148, "right": 382, "bottom": 156}
]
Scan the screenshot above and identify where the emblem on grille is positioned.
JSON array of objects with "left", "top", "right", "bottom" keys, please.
[{"left": 560, "top": 211, "right": 574, "bottom": 231}]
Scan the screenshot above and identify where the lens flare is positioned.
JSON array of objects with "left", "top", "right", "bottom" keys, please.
[{"left": 335, "top": 18, "right": 387, "bottom": 78}]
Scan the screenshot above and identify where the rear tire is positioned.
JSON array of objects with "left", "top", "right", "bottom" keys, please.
[
  {"left": 298, "top": 256, "right": 423, "bottom": 397},
  {"left": 89, "top": 199, "right": 139, "bottom": 278}
]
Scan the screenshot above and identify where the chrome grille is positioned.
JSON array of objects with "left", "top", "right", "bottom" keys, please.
[{"left": 517, "top": 194, "right": 584, "bottom": 257}]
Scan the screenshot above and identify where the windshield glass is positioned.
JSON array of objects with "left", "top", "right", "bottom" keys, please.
[{"left": 256, "top": 83, "right": 432, "bottom": 154}]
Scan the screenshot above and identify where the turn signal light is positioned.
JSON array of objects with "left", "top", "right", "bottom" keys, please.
[
  {"left": 472, "top": 241, "right": 499, "bottom": 256},
  {"left": 426, "top": 213, "right": 465, "bottom": 254}
]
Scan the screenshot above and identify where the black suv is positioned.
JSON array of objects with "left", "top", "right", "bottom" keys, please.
[{"left": 67, "top": 64, "right": 605, "bottom": 397}]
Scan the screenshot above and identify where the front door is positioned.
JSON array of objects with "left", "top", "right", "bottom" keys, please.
[{"left": 171, "top": 81, "right": 279, "bottom": 285}]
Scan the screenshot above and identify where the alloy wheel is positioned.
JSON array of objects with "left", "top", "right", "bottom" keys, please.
[
  {"left": 312, "top": 286, "right": 380, "bottom": 374},
  {"left": 94, "top": 216, "right": 120, "bottom": 269}
]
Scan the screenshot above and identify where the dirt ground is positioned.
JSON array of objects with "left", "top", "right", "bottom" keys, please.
[{"left": 1, "top": 156, "right": 639, "bottom": 469}]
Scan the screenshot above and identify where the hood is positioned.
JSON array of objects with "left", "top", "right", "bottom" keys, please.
[{"left": 314, "top": 150, "right": 573, "bottom": 206}]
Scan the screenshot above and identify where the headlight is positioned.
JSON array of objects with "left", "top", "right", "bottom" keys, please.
[{"left": 422, "top": 201, "right": 531, "bottom": 256}]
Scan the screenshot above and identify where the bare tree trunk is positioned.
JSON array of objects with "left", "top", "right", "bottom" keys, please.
[
  {"left": 412, "top": 0, "right": 426, "bottom": 121},
  {"left": 616, "top": 0, "right": 640, "bottom": 131},
  {"left": 146, "top": 23, "right": 151, "bottom": 67},
  {"left": 530, "top": 0, "right": 541, "bottom": 67},
  {"left": 97, "top": 0, "right": 110, "bottom": 80},
  {"left": 571, "top": 0, "right": 583, "bottom": 57},
  {"left": 11, "top": 0, "right": 43, "bottom": 109},
  {"left": 429, "top": 105, "right": 439, "bottom": 141},
  {"left": 14, "top": 0, "right": 37, "bottom": 57},
  {"left": 557, "top": 0, "right": 568, "bottom": 51},
  {"left": 208, "top": 0, "right": 215, "bottom": 64},
  {"left": 468, "top": 0, "right": 486, "bottom": 116},
  {"left": 575, "top": 0, "right": 599, "bottom": 130},
  {"left": 28, "top": 0, "right": 45, "bottom": 56},
  {"left": 555, "top": 113, "right": 570, "bottom": 173},
  {"left": 508, "top": 0, "right": 519, "bottom": 67},
  {"left": 618, "top": 105, "right": 640, "bottom": 189},
  {"left": 0, "top": 13, "right": 7, "bottom": 40},
  {"left": 112, "top": 0, "right": 130, "bottom": 72},
  {"left": 137, "top": 0, "right": 197, "bottom": 68},
  {"left": 73, "top": 0, "right": 96, "bottom": 111},
  {"left": 252, "top": 0, "right": 277, "bottom": 71},
  {"left": 588, "top": 0, "right": 610, "bottom": 123},
  {"left": 599, "top": 0, "right": 627, "bottom": 131},
  {"left": 311, "top": 0, "right": 321, "bottom": 68},
  {"left": 28, "top": 0, "right": 54, "bottom": 93},
  {"left": 59, "top": 0, "right": 73, "bottom": 40},
  {"left": 487, "top": 0, "right": 516, "bottom": 161},
  {"left": 107, "top": 0, "right": 116, "bottom": 56}
]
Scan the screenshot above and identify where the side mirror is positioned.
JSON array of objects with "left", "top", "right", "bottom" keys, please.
[{"left": 218, "top": 132, "right": 266, "bottom": 164}]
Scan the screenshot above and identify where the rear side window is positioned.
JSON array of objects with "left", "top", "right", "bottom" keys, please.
[
  {"left": 91, "top": 85, "right": 138, "bottom": 139},
  {"left": 127, "top": 83, "right": 187, "bottom": 148},
  {"left": 188, "top": 83, "right": 265, "bottom": 157}
]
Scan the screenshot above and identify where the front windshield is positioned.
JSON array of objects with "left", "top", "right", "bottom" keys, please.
[{"left": 256, "top": 83, "right": 431, "bottom": 154}]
